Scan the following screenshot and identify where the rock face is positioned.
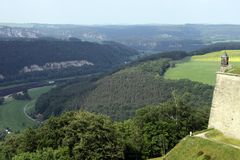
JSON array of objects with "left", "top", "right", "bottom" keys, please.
[
  {"left": 0, "top": 26, "right": 40, "bottom": 38},
  {"left": 208, "top": 72, "right": 240, "bottom": 139},
  {"left": 21, "top": 60, "right": 94, "bottom": 73}
]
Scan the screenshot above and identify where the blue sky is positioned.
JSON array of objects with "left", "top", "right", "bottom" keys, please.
[{"left": 0, "top": 0, "right": 239, "bottom": 24}]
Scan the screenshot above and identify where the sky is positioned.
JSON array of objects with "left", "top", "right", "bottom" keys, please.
[{"left": 0, "top": 0, "right": 239, "bottom": 25}]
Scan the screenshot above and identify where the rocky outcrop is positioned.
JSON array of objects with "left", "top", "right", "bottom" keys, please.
[
  {"left": 21, "top": 60, "right": 94, "bottom": 73},
  {"left": 0, "top": 26, "right": 40, "bottom": 38},
  {"left": 82, "top": 32, "right": 106, "bottom": 41}
]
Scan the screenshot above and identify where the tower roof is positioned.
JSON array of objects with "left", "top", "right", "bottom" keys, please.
[{"left": 221, "top": 51, "right": 229, "bottom": 58}]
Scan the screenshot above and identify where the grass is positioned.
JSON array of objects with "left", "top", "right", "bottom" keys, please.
[
  {"left": 0, "top": 86, "right": 53, "bottom": 131},
  {"left": 151, "top": 129, "right": 240, "bottom": 160},
  {"left": 158, "top": 136, "right": 240, "bottom": 160},
  {"left": 192, "top": 50, "right": 240, "bottom": 62},
  {"left": 227, "top": 66, "right": 240, "bottom": 74},
  {"left": 25, "top": 86, "right": 55, "bottom": 116},
  {"left": 165, "top": 61, "right": 219, "bottom": 85},
  {"left": 205, "top": 130, "right": 240, "bottom": 148},
  {"left": 149, "top": 158, "right": 163, "bottom": 160},
  {"left": 192, "top": 128, "right": 214, "bottom": 136},
  {"left": 165, "top": 50, "right": 240, "bottom": 85},
  {"left": 0, "top": 100, "right": 35, "bottom": 131},
  {"left": 28, "top": 86, "right": 53, "bottom": 99}
]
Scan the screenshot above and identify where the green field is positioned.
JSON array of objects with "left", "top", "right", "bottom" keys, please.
[
  {"left": 192, "top": 50, "right": 240, "bottom": 61},
  {"left": 151, "top": 130, "right": 240, "bottom": 160},
  {"left": 165, "top": 50, "right": 240, "bottom": 85},
  {"left": 205, "top": 130, "right": 240, "bottom": 148},
  {"left": 0, "top": 86, "right": 53, "bottom": 131},
  {"left": 160, "top": 136, "right": 240, "bottom": 160}
]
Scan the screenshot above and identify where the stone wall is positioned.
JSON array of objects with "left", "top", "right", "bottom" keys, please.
[{"left": 208, "top": 72, "right": 240, "bottom": 139}]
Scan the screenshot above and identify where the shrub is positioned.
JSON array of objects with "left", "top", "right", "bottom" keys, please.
[
  {"left": 0, "top": 97, "right": 4, "bottom": 105},
  {"left": 203, "top": 154, "right": 211, "bottom": 160},
  {"left": 197, "top": 151, "right": 204, "bottom": 156},
  {"left": 12, "top": 90, "right": 31, "bottom": 100}
]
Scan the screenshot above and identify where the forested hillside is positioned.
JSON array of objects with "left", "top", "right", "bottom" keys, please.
[
  {"left": 0, "top": 38, "right": 138, "bottom": 82},
  {"left": 0, "top": 93, "right": 210, "bottom": 159},
  {"left": 35, "top": 53, "right": 213, "bottom": 120},
  {"left": 0, "top": 40, "right": 225, "bottom": 160},
  {"left": 191, "top": 42, "right": 240, "bottom": 55}
]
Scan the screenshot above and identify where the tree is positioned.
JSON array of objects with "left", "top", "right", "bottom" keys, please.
[
  {"left": 0, "top": 97, "right": 4, "bottom": 105},
  {"left": 0, "top": 130, "right": 7, "bottom": 140},
  {"left": 12, "top": 90, "right": 31, "bottom": 100},
  {"left": 115, "top": 120, "right": 143, "bottom": 160},
  {"left": 12, "top": 147, "right": 71, "bottom": 160},
  {"left": 63, "top": 112, "right": 124, "bottom": 160},
  {"left": 132, "top": 91, "right": 209, "bottom": 159},
  {"left": 0, "top": 111, "right": 125, "bottom": 160}
]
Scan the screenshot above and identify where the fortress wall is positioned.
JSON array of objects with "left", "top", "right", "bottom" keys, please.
[{"left": 208, "top": 72, "right": 240, "bottom": 139}]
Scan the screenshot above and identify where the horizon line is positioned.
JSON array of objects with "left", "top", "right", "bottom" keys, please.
[{"left": 1, "top": 22, "right": 240, "bottom": 26}]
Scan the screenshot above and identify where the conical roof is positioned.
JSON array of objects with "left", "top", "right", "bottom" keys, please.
[{"left": 221, "top": 51, "right": 229, "bottom": 58}]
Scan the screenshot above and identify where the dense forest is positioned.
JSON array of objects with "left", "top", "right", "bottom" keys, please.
[
  {"left": 0, "top": 38, "right": 138, "bottom": 82},
  {"left": 0, "top": 91, "right": 210, "bottom": 159},
  {"left": 34, "top": 55, "right": 213, "bottom": 120},
  {"left": 191, "top": 42, "right": 240, "bottom": 55}
]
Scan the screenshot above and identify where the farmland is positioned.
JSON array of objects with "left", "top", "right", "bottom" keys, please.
[
  {"left": 165, "top": 50, "right": 240, "bottom": 85},
  {"left": 0, "top": 86, "right": 53, "bottom": 131}
]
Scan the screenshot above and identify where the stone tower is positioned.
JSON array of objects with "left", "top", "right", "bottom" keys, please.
[
  {"left": 208, "top": 72, "right": 240, "bottom": 139},
  {"left": 220, "top": 51, "right": 229, "bottom": 72},
  {"left": 208, "top": 53, "right": 240, "bottom": 139}
]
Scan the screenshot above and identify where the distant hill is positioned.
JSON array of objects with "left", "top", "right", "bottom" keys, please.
[
  {"left": 0, "top": 26, "right": 40, "bottom": 38},
  {"left": 0, "top": 39, "right": 138, "bottom": 82},
  {"left": 3, "top": 24, "right": 240, "bottom": 52}
]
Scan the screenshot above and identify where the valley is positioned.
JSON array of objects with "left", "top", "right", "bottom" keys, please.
[
  {"left": 34, "top": 57, "right": 213, "bottom": 121},
  {"left": 1, "top": 43, "right": 240, "bottom": 159},
  {"left": 0, "top": 48, "right": 214, "bottom": 159},
  {"left": 2, "top": 0, "right": 240, "bottom": 159},
  {"left": 1, "top": 24, "right": 240, "bottom": 159},
  {"left": 0, "top": 39, "right": 137, "bottom": 83}
]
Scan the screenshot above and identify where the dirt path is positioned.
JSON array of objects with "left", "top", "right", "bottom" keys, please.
[
  {"left": 194, "top": 132, "right": 240, "bottom": 150},
  {"left": 23, "top": 103, "right": 37, "bottom": 122}
]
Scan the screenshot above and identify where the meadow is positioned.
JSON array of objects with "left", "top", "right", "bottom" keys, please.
[
  {"left": 0, "top": 86, "right": 53, "bottom": 131},
  {"left": 157, "top": 136, "right": 240, "bottom": 160},
  {"left": 165, "top": 50, "right": 240, "bottom": 85},
  {"left": 152, "top": 129, "right": 240, "bottom": 160}
]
